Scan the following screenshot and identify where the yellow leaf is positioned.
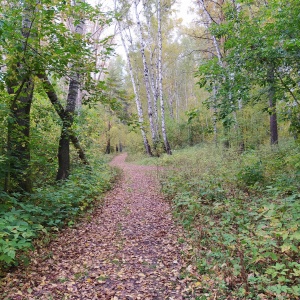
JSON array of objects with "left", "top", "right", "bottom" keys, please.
[{"left": 281, "top": 244, "right": 291, "bottom": 252}]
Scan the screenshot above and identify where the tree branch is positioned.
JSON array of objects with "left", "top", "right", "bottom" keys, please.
[{"left": 37, "top": 72, "right": 89, "bottom": 165}]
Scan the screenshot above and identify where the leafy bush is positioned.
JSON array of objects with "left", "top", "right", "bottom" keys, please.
[
  {"left": 0, "top": 160, "right": 117, "bottom": 271},
  {"left": 237, "top": 161, "right": 264, "bottom": 186}
]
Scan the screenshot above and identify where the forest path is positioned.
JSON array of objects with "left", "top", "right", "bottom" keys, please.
[{"left": 1, "top": 153, "right": 187, "bottom": 300}]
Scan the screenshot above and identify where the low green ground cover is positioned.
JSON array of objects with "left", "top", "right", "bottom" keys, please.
[
  {"left": 134, "top": 142, "right": 300, "bottom": 299},
  {"left": 0, "top": 157, "right": 118, "bottom": 274}
]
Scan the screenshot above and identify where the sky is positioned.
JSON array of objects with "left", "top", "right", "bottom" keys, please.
[
  {"left": 86, "top": 0, "right": 197, "bottom": 57},
  {"left": 173, "top": 0, "right": 197, "bottom": 25},
  {"left": 86, "top": 0, "right": 197, "bottom": 26}
]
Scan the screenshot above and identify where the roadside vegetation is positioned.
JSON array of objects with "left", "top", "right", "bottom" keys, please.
[
  {"left": 129, "top": 140, "right": 300, "bottom": 299},
  {"left": 0, "top": 155, "right": 118, "bottom": 275},
  {"left": 1, "top": 1, "right": 300, "bottom": 298}
]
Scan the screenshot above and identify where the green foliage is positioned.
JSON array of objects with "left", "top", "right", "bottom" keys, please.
[
  {"left": 196, "top": 0, "right": 300, "bottom": 138},
  {"left": 158, "top": 142, "right": 300, "bottom": 299},
  {"left": 165, "top": 115, "right": 214, "bottom": 149},
  {"left": 0, "top": 205, "right": 41, "bottom": 265},
  {"left": 0, "top": 160, "right": 117, "bottom": 270},
  {"left": 237, "top": 161, "right": 264, "bottom": 186}
]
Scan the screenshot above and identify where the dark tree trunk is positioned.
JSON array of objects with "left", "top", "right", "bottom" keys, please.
[
  {"left": 56, "top": 125, "right": 70, "bottom": 180},
  {"left": 223, "top": 139, "right": 230, "bottom": 149},
  {"left": 105, "top": 120, "right": 111, "bottom": 154},
  {"left": 105, "top": 141, "right": 111, "bottom": 154},
  {"left": 5, "top": 78, "right": 34, "bottom": 192},
  {"left": 267, "top": 67, "right": 278, "bottom": 145},
  {"left": 69, "top": 134, "right": 89, "bottom": 165},
  {"left": 239, "top": 141, "right": 245, "bottom": 154},
  {"left": 37, "top": 73, "right": 89, "bottom": 165},
  {"left": 55, "top": 7, "right": 84, "bottom": 180},
  {"left": 223, "top": 126, "right": 230, "bottom": 149},
  {"left": 56, "top": 73, "right": 80, "bottom": 180},
  {"left": 4, "top": 1, "right": 35, "bottom": 192},
  {"left": 145, "top": 141, "right": 152, "bottom": 156}
]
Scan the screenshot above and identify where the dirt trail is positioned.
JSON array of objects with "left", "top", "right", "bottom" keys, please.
[{"left": 1, "top": 153, "right": 187, "bottom": 299}]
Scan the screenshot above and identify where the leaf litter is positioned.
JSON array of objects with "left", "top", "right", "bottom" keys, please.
[{"left": 0, "top": 153, "right": 200, "bottom": 299}]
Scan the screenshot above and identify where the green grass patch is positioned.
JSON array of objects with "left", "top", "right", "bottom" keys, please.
[
  {"left": 158, "top": 141, "right": 300, "bottom": 299},
  {"left": 125, "top": 152, "right": 160, "bottom": 165}
]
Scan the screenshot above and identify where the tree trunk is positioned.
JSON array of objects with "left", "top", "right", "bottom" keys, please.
[
  {"left": 56, "top": 9, "right": 85, "bottom": 180},
  {"left": 213, "top": 84, "right": 218, "bottom": 146},
  {"left": 268, "top": 66, "right": 278, "bottom": 145},
  {"left": 56, "top": 124, "right": 70, "bottom": 180},
  {"left": 37, "top": 72, "right": 89, "bottom": 165},
  {"left": 168, "top": 88, "right": 174, "bottom": 119},
  {"left": 134, "top": 0, "right": 159, "bottom": 150},
  {"left": 5, "top": 1, "right": 35, "bottom": 192},
  {"left": 143, "top": 1, "right": 160, "bottom": 139},
  {"left": 69, "top": 134, "right": 89, "bottom": 165},
  {"left": 116, "top": 2, "right": 152, "bottom": 156},
  {"left": 198, "top": 0, "right": 225, "bottom": 148},
  {"left": 6, "top": 78, "right": 34, "bottom": 192},
  {"left": 198, "top": 0, "right": 224, "bottom": 67},
  {"left": 157, "top": 0, "right": 171, "bottom": 154},
  {"left": 105, "top": 119, "right": 111, "bottom": 154}
]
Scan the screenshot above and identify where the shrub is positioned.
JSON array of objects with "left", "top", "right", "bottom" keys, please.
[
  {"left": 0, "top": 161, "right": 117, "bottom": 271},
  {"left": 237, "top": 161, "right": 264, "bottom": 186},
  {"left": 158, "top": 142, "right": 300, "bottom": 299}
]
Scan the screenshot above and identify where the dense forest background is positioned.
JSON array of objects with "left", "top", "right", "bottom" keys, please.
[{"left": 0, "top": 0, "right": 300, "bottom": 299}]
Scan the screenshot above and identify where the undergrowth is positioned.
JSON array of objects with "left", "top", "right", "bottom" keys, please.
[
  {"left": 125, "top": 152, "right": 159, "bottom": 165},
  {"left": 0, "top": 157, "right": 118, "bottom": 275},
  {"left": 155, "top": 142, "right": 300, "bottom": 299}
]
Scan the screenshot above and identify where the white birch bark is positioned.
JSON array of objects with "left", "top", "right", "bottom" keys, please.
[
  {"left": 149, "top": 53, "right": 160, "bottom": 138},
  {"left": 167, "top": 87, "right": 174, "bottom": 119},
  {"left": 199, "top": 0, "right": 244, "bottom": 148},
  {"left": 133, "top": 0, "right": 159, "bottom": 149},
  {"left": 115, "top": 0, "right": 152, "bottom": 155},
  {"left": 66, "top": 16, "right": 85, "bottom": 114},
  {"left": 175, "top": 66, "right": 179, "bottom": 121},
  {"left": 213, "top": 84, "right": 218, "bottom": 145},
  {"left": 157, "top": 0, "right": 171, "bottom": 154},
  {"left": 142, "top": 0, "right": 160, "bottom": 138},
  {"left": 198, "top": 0, "right": 223, "bottom": 67}
]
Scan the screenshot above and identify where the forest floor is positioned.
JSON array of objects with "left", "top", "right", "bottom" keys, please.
[{"left": 1, "top": 153, "right": 193, "bottom": 300}]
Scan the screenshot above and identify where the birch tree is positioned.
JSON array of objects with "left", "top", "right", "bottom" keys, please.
[
  {"left": 157, "top": 0, "right": 171, "bottom": 154},
  {"left": 133, "top": 0, "right": 159, "bottom": 150},
  {"left": 195, "top": 0, "right": 247, "bottom": 147},
  {"left": 115, "top": 0, "right": 152, "bottom": 155},
  {"left": 143, "top": 0, "right": 160, "bottom": 138}
]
